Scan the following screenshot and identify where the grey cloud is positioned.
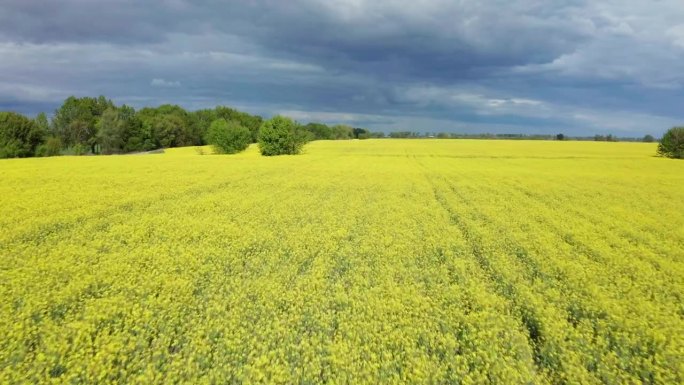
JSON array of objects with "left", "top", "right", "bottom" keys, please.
[{"left": 0, "top": 0, "right": 683, "bottom": 136}]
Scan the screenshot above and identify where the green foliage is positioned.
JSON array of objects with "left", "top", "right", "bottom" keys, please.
[
  {"left": 71, "top": 143, "right": 88, "bottom": 156},
  {"left": 331, "top": 124, "right": 354, "bottom": 140},
  {"left": 643, "top": 134, "right": 655, "bottom": 143},
  {"left": 189, "top": 109, "right": 218, "bottom": 145},
  {"left": 258, "top": 116, "right": 309, "bottom": 156},
  {"left": 188, "top": 107, "right": 263, "bottom": 145},
  {"left": 304, "top": 122, "right": 333, "bottom": 140},
  {"left": 205, "top": 119, "right": 252, "bottom": 154},
  {"left": 0, "top": 111, "right": 45, "bottom": 158},
  {"left": 353, "top": 127, "right": 370, "bottom": 139},
  {"left": 214, "top": 106, "right": 263, "bottom": 143},
  {"left": 97, "top": 108, "right": 126, "bottom": 154},
  {"left": 657, "top": 126, "right": 684, "bottom": 159},
  {"left": 44, "top": 137, "right": 63, "bottom": 156},
  {"left": 137, "top": 105, "right": 194, "bottom": 149},
  {"left": 96, "top": 105, "right": 142, "bottom": 154},
  {"left": 53, "top": 96, "right": 114, "bottom": 152},
  {"left": 389, "top": 131, "right": 421, "bottom": 138},
  {"left": 34, "top": 112, "right": 49, "bottom": 133},
  {"left": 556, "top": 133, "right": 565, "bottom": 141}
]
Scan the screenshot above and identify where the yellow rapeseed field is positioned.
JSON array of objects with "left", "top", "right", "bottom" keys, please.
[{"left": 1, "top": 139, "right": 682, "bottom": 384}]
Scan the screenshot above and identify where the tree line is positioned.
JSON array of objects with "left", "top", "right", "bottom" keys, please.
[
  {"left": 0, "top": 96, "right": 376, "bottom": 158},
  {"left": 1, "top": 96, "right": 681, "bottom": 159}
]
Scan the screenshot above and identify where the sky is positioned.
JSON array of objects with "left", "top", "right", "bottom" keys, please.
[{"left": 1, "top": 0, "right": 684, "bottom": 136}]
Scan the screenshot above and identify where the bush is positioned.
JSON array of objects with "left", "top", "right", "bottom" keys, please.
[
  {"left": 258, "top": 116, "right": 309, "bottom": 156},
  {"left": 0, "top": 112, "right": 45, "bottom": 158},
  {"left": 35, "top": 138, "right": 62, "bottom": 157},
  {"left": 205, "top": 119, "right": 251, "bottom": 154},
  {"left": 657, "top": 127, "right": 684, "bottom": 159},
  {"left": 643, "top": 134, "right": 655, "bottom": 143},
  {"left": 34, "top": 144, "right": 47, "bottom": 157},
  {"left": 69, "top": 143, "right": 88, "bottom": 156}
]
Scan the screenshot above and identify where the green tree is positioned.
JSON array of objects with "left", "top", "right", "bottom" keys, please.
[
  {"left": 205, "top": 119, "right": 252, "bottom": 154},
  {"left": 44, "top": 137, "right": 63, "bottom": 156},
  {"left": 214, "top": 106, "right": 263, "bottom": 142},
  {"left": 304, "top": 122, "right": 333, "bottom": 140},
  {"left": 643, "top": 134, "right": 655, "bottom": 143},
  {"left": 53, "top": 96, "right": 114, "bottom": 153},
  {"left": 137, "top": 105, "right": 196, "bottom": 149},
  {"left": 0, "top": 112, "right": 45, "bottom": 158},
  {"left": 657, "top": 127, "right": 684, "bottom": 159},
  {"left": 189, "top": 109, "right": 218, "bottom": 144},
  {"left": 331, "top": 124, "right": 354, "bottom": 140},
  {"left": 97, "top": 108, "right": 126, "bottom": 154},
  {"left": 34, "top": 112, "right": 49, "bottom": 134},
  {"left": 95, "top": 105, "right": 143, "bottom": 154},
  {"left": 353, "top": 127, "right": 370, "bottom": 139},
  {"left": 258, "top": 116, "right": 309, "bottom": 156},
  {"left": 556, "top": 133, "right": 565, "bottom": 141}
]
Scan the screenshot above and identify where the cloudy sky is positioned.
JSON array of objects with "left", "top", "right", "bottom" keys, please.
[{"left": 1, "top": 0, "right": 683, "bottom": 136}]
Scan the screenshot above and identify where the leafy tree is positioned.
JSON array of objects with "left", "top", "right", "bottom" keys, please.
[
  {"left": 643, "top": 134, "right": 655, "bottom": 143},
  {"left": 205, "top": 119, "right": 252, "bottom": 154},
  {"left": 97, "top": 108, "right": 126, "bottom": 154},
  {"left": 556, "top": 133, "right": 565, "bottom": 141},
  {"left": 657, "top": 127, "right": 684, "bottom": 159},
  {"left": 258, "top": 116, "right": 309, "bottom": 156},
  {"left": 34, "top": 112, "right": 49, "bottom": 134},
  {"left": 137, "top": 105, "right": 194, "bottom": 149},
  {"left": 95, "top": 105, "right": 143, "bottom": 154},
  {"left": 44, "top": 137, "right": 63, "bottom": 156},
  {"left": 331, "top": 124, "right": 354, "bottom": 140},
  {"left": 304, "top": 122, "right": 333, "bottom": 140},
  {"left": 53, "top": 96, "right": 114, "bottom": 153},
  {"left": 189, "top": 109, "right": 218, "bottom": 144},
  {"left": 0, "top": 112, "right": 45, "bottom": 158},
  {"left": 214, "top": 106, "right": 263, "bottom": 142},
  {"left": 353, "top": 127, "right": 370, "bottom": 139},
  {"left": 389, "top": 131, "right": 419, "bottom": 138}
]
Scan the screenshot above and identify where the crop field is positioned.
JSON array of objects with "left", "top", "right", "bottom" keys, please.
[{"left": 1, "top": 139, "right": 683, "bottom": 384}]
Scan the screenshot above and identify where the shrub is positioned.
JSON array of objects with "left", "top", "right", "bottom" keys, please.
[
  {"left": 70, "top": 143, "right": 88, "bottom": 156},
  {"left": 657, "top": 127, "right": 684, "bottom": 159},
  {"left": 0, "top": 111, "right": 45, "bottom": 158},
  {"left": 258, "top": 116, "right": 309, "bottom": 156},
  {"left": 45, "top": 137, "right": 62, "bottom": 156},
  {"left": 34, "top": 144, "right": 47, "bottom": 157},
  {"left": 205, "top": 119, "right": 251, "bottom": 154}
]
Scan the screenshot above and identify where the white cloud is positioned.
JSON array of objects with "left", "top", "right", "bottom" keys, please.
[
  {"left": 507, "top": 0, "right": 684, "bottom": 88},
  {"left": 395, "top": 85, "right": 547, "bottom": 116},
  {"left": 151, "top": 78, "right": 181, "bottom": 87},
  {"left": 394, "top": 84, "right": 679, "bottom": 135}
]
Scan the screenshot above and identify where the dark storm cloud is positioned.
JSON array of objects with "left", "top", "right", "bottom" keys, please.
[
  {"left": 0, "top": 0, "right": 587, "bottom": 79},
  {"left": 1, "top": 0, "right": 683, "bottom": 135}
]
